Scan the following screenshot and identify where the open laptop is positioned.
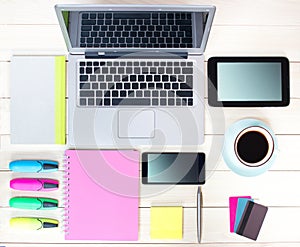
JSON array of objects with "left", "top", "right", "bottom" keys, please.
[{"left": 55, "top": 4, "right": 215, "bottom": 148}]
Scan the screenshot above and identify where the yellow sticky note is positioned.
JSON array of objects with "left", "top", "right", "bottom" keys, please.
[{"left": 150, "top": 206, "right": 183, "bottom": 239}]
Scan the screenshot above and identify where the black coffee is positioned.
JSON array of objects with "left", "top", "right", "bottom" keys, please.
[{"left": 236, "top": 131, "right": 269, "bottom": 164}]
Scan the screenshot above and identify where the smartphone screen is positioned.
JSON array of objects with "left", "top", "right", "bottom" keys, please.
[{"left": 142, "top": 152, "right": 205, "bottom": 184}]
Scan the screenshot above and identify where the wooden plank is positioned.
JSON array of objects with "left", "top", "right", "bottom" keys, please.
[
  {"left": 290, "top": 62, "right": 300, "bottom": 99},
  {"left": 0, "top": 99, "right": 10, "bottom": 135},
  {"left": 0, "top": 25, "right": 67, "bottom": 58},
  {"left": 4, "top": 244, "right": 300, "bottom": 247},
  {"left": 0, "top": 62, "right": 10, "bottom": 97},
  {"left": 1, "top": 207, "right": 300, "bottom": 243},
  {"left": 202, "top": 207, "right": 300, "bottom": 243},
  {"left": 204, "top": 99, "right": 300, "bottom": 135},
  {"left": 141, "top": 171, "right": 300, "bottom": 207},
  {"left": 1, "top": 0, "right": 300, "bottom": 26},
  {"left": 202, "top": 171, "right": 300, "bottom": 207},
  {"left": 206, "top": 26, "right": 300, "bottom": 62}
]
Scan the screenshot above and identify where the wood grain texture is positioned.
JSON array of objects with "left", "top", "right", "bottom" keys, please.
[{"left": 1, "top": 207, "right": 300, "bottom": 243}]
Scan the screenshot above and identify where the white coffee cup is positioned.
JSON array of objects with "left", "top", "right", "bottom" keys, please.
[{"left": 234, "top": 126, "right": 274, "bottom": 167}]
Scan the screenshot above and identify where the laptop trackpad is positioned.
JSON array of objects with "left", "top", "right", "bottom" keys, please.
[{"left": 118, "top": 110, "right": 155, "bottom": 138}]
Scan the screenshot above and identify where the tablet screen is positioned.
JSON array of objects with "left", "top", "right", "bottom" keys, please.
[
  {"left": 217, "top": 62, "right": 282, "bottom": 101},
  {"left": 208, "top": 57, "right": 290, "bottom": 107}
]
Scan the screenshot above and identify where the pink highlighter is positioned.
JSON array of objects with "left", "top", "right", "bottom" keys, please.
[{"left": 10, "top": 178, "right": 59, "bottom": 191}]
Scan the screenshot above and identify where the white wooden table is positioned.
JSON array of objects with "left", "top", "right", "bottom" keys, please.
[{"left": 1, "top": 0, "right": 300, "bottom": 246}]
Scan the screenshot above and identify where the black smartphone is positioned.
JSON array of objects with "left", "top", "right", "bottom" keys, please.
[{"left": 142, "top": 152, "right": 205, "bottom": 184}]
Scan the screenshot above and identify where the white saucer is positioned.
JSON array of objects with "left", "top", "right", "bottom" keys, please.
[{"left": 222, "top": 119, "right": 278, "bottom": 176}]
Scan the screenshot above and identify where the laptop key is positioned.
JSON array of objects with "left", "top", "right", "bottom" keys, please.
[
  {"left": 116, "top": 83, "right": 122, "bottom": 89},
  {"left": 112, "top": 98, "right": 151, "bottom": 106},
  {"left": 160, "top": 99, "right": 166, "bottom": 106},
  {"left": 80, "top": 98, "right": 87, "bottom": 106},
  {"left": 146, "top": 75, "right": 152, "bottom": 82},
  {"left": 128, "top": 90, "right": 134, "bottom": 97},
  {"left": 81, "top": 32, "right": 89, "bottom": 37},
  {"left": 140, "top": 83, "right": 147, "bottom": 89},
  {"left": 172, "top": 83, "right": 179, "bottom": 89},
  {"left": 120, "top": 91, "right": 126, "bottom": 97},
  {"left": 182, "top": 38, "right": 192, "bottom": 44},
  {"left": 81, "top": 26, "right": 92, "bottom": 31},
  {"left": 96, "top": 90, "right": 102, "bottom": 97},
  {"left": 152, "top": 98, "right": 159, "bottom": 106},
  {"left": 80, "top": 83, "right": 90, "bottom": 89},
  {"left": 176, "top": 91, "right": 193, "bottom": 97},
  {"left": 168, "top": 98, "right": 175, "bottom": 106},
  {"left": 164, "top": 83, "right": 171, "bottom": 89},
  {"left": 182, "top": 68, "right": 193, "bottom": 74},
  {"left": 82, "top": 13, "right": 89, "bottom": 19},
  {"left": 80, "top": 75, "right": 88, "bottom": 81},
  {"left": 114, "top": 13, "right": 151, "bottom": 19},
  {"left": 104, "top": 99, "right": 110, "bottom": 106},
  {"left": 88, "top": 98, "right": 95, "bottom": 106},
  {"left": 156, "top": 83, "right": 163, "bottom": 89},
  {"left": 148, "top": 83, "right": 155, "bottom": 89},
  {"left": 106, "top": 13, "right": 112, "bottom": 19},
  {"left": 82, "top": 20, "right": 96, "bottom": 25},
  {"left": 96, "top": 98, "right": 102, "bottom": 106},
  {"left": 180, "top": 83, "right": 191, "bottom": 89},
  {"left": 112, "top": 91, "right": 118, "bottom": 97},
  {"left": 132, "top": 83, "right": 138, "bottom": 89}
]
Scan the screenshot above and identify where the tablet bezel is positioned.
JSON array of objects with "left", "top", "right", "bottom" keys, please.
[{"left": 208, "top": 57, "right": 290, "bottom": 107}]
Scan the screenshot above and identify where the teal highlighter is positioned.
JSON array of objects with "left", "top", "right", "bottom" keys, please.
[
  {"left": 10, "top": 217, "right": 59, "bottom": 230},
  {"left": 9, "top": 197, "right": 58, "bottom": 210}
]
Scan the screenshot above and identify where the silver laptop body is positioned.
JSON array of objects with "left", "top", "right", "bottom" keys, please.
[{"left": 55, "top": 4, "right": 215, "bottom": 148}]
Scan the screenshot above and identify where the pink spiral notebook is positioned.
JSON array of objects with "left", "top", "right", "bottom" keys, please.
[{"left": 64, "top": 150, "right": 139, "bottom": 240}]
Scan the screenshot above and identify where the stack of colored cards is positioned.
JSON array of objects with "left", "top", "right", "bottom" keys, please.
[{"left": 229, "top": 196, "right": 268, "bottom": 241}]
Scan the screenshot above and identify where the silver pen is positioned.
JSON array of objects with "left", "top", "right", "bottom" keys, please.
[{"left": 197, "top": 186, "right": 202, "bottom": 243}]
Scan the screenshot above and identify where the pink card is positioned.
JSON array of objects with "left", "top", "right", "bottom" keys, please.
[{"left": 229, "top": 196, "right": 251, "bottom": 232}]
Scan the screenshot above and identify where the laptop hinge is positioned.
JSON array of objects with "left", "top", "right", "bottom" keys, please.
[{"left": 85, "top": 51, "right": 188, "bottom": 59}]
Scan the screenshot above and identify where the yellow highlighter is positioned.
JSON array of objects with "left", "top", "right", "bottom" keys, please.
[{"left": 10, "top": 217, "right": 58, "bottom": 230}]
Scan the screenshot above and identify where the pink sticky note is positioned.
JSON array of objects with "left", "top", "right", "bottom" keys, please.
[{"left": 229, "top": 196, "right": 251, "bottom": 232}]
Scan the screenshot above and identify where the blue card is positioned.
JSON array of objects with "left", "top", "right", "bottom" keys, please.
[{"left": 234, "top": 198, "right": 253, "bottom": 232}]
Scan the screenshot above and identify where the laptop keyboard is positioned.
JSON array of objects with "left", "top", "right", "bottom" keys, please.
[
  {"left": 80, "top": 12, "right": 193, "bottom": 48},
  {"left": 78, "top": 59, "right": 194, "bottom": 107}
]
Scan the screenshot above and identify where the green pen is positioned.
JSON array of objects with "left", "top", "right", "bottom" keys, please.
[
  {"left": 10, "top": 217, "right": 59, "bottom": 230},
  {"left": 9, "top": 197, "right": 58, "bottom": 210}
]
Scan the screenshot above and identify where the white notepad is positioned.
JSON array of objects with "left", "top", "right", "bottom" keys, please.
[{"left": 10, "top": 56, "right": 66, "bottom": 144}]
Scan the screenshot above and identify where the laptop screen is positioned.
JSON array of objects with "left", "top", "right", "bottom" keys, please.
[{"left": 55, "top": 5, "right": 215, "bottom": 53}]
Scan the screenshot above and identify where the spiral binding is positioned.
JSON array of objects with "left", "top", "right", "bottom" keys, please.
[{"left": 63, "top": 154, "right": 70, "bottom": 235}]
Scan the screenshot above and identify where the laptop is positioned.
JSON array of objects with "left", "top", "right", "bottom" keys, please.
[{"left": 55, "top": 4, "right": 215, "bottom": 148}]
